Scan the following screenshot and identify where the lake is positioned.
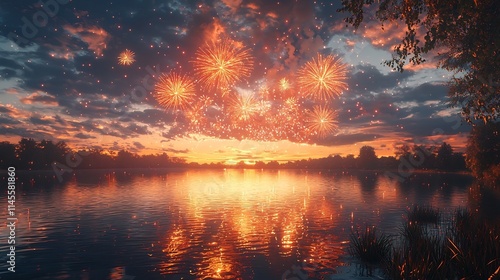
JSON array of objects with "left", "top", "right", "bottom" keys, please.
[{"left": 0, "top": 169, "right": 478, "bottom": 279}]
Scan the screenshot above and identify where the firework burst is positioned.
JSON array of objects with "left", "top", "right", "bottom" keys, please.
[
  {"left": 155, "top": 72, "right": 196, "bottom": 110},
  {"left": 192, "top": 38, "right": 254, "bottom": 94},
  {"left": 279, "top": 78, "right": 290, "bottom": 92},
  {"left": 229, "top": 93, "right": 258, "bottom": 121},
  {"left": 298, "top": 54, "right": 348, "bottom": 101},
  {"left": 284, "top": 97, "right": 299, "bottom": 111},
  {"left": 118, "top": 49, "right": 135, "bottom": 65},
  {"left": 306, "top": 105, "right": 338, "bottom": 137}
]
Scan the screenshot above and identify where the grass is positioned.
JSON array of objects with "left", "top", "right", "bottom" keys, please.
[
  {"left": 406, "top": 205, "right": 440, "bottom": 224},
  {"left": 447, "top": 208, "right": 500, "bottom": 279},
  {"left": 349, "top": 206, "right": 500, "bottom": 279},
  {"left": 348, "top": 226, "right": 392, "bottom": 276}
]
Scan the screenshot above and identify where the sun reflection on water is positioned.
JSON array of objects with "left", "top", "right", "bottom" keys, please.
[{"left": 155, "top": 169, "right": 346, "bottom": 278}]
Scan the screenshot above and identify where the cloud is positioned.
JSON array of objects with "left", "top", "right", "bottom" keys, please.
[
  {"left": 163, "top": 148, "right": 189, "bottom": 154},
  {"left": 20, "top": 91, "right": 58, "bottom": 105},
  {"left": 63, "top": 25, "right": 110, "bottom": 56},
  {"left": 0, "top": 116, "right": 21, "bottom": 125},
  {"left": 29, "top": 115, "right": 54, "bottom": 125},
  {"left": 133, "top": 141, "right": 145, "bottom": 149},
  {"left": 316, "top": 133, "right": 383, "bottom": 146},
  {"left": 74, "top": 132, "right": 96, "bottom": 139}
]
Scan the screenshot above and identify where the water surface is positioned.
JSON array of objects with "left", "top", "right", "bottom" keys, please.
[{"left": 0, "top": 169, "right": 474, "bottom": 279}]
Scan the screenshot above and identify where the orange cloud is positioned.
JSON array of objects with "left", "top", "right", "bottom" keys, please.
[
  {"left": 5, "top": 88, "right": 18, "bottom": 94},
  {"left": 221, "top": 0, "right": 242, "bottom": 11},
  {"left": 20, "top": 91, "right": 58, "bottom": 106},
  {"left": 201, "top": 18, "right": 226, "bottom": 42},
  {"left": 63, "top": 25, "right": 110, "bottom": 56}
]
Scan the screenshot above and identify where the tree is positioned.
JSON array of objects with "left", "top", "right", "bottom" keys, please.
[
  {"left": 16, "top": 138, "right": 38, "bottom": 170},
  {"left": 466, "top": 122, "right": 500, "bottom": 180},
  {"left": 116, "top": 150, "right": 136, "bottom": 168},
  {"left": 435, "top": 142, "right": 453, "bottom": 170},
  {"left": 394, "top": 144, "right": 411, "bottom": 160},
  {"left": 338, "top": 0, "right": 500, "bottom": 123},
  {"left": 358, "top": 145, "right": 378, "bottom": 169},
  {"left": 0, "top": 142, "right": 17, "bottom": 169}
]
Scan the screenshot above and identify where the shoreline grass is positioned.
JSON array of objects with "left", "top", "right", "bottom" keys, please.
[{"left": 349, "top": 206, "right": 500, "bottom": 279}]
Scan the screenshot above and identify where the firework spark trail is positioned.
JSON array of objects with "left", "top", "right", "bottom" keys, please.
[
  {"left": 155, "top": 72, "right": 196, "bottom": 110},
  {"left": 298, "top": 54, "right": 348, "bottom": 101},
  {"left": 306, "top": 105, "right": 338, "bottom": 137},
  {"left": 192, "top": 38, "right": 254, "bottom": 95},
  {"left": 280, "top": 78, "right": 291, "bottom": 92},
  {"left": 228, "top": 93, "right": 259, "bottom": 121},
  {"left": 118, "top": 49, "right": 135, "bottom": 65}
]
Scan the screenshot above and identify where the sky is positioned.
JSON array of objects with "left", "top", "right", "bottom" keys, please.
[{"left": 0, "top": 0, "right": 471, "bottom": 164}]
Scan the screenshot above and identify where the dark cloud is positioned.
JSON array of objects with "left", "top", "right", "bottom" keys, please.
[
  {"left": 74, "top": 132, "right": 95, "bottom": 139},
  {"left": 349, "top": 64, "right": 415, "bottom": 93},
  {"left": 133, "top": 141, "right": 145, "bottom": 149},
  {"left": 0, "top": 116, "right": 21, "bottom": 125},
  {"left": 0, "top": 125, "right": 54, "bottom": 139},
  {"left": 29, "top": 116, "right": 53, "bottom": 125},
  {"left": 0, "top": 57, "right": 23, "bottom": 70},
  {"left": 163, "top": 148, "right": 189, "bottom": 154},
  {"left": 316, "top": 133, "right": 383, "bottom": 146}
]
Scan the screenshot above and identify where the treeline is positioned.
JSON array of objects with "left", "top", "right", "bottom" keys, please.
[
  {"left": 0, "top": 138, "right": 466, "bottom": 172},
  {"left": 218, "top": 143, "right": 467, "bottom": 172},
  {"left": 0, "top": 138, "right": 186, "bottom": 171}
]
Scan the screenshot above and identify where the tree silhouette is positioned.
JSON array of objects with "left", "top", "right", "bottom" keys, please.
[
  {"left": 16, "top": 138, "right": 38, "bottom": 170},
  {"left": 395, "top": 144, "right": 411, "bottom": 161},
  {"left": 436, "top": 142, "right": 453, "bottom": 170},
  {"left": 0, "top": 139, "right": 468, "bottom": 172},
  {"left": 466, "top": 122, "right": 500, "bottom": 180},
  {"left": 116, "top": 150, "right": 137, "bottom": 168},
  {"left": 358, "top": 145, "right": 378, "bottom": 169},
  {"left": 37, "top": 140, "right": 69, "bottom": 169},
  {"left": 0, "top": 142, "right": 17, "bottom": 169},
  {"left": 338, "top": 0, "right": 500, "bottom": 122}
]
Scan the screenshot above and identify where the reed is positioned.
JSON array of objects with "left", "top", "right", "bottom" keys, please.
[
  {"left": 348, "top": 226, "right": 392, "bottom": 276},
  {"left": 350, "top": 207, "right": 500, "bottom": 279},
  {"left": 407, "top": 205, "right": 440, "bottom": 224}
]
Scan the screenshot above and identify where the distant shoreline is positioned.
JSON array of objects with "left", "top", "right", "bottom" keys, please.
[{"left": 0, "top": 167, "right": 473, "bottom": 176}]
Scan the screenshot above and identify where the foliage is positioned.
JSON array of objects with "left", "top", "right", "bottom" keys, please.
[
  {"left": 392, "top": 143, "right": 466, "bottom": 171},
  {"left": 466, "top": 122, "right": 500, "bottom": 181},
  {"left": 0, "top": 138, "right": 185, "bottom": 171},
  {"left": 352, "top": 206, "right": 500, "bottom": 279},
  {"left": 348, "top": 226, "right": 392, "bottom": 275},
  {"left": 338, "top": 0, "right": 500, "bottom": 123},
  {"left": 407, "top": 205, "right": 440, "bottom": 224},
  {"left": 447, "top": 208, "right": 500, "bottom": 279},
  {"left": 357, "top": 145, "right": 378, "bottom": 169}
]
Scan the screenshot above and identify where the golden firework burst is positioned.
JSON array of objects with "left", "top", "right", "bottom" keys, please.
[
  {"left": 298, "top": 54, "right": 348, "bottom": 101},
  {"left": 192, "top": 38, "right": 253, "bottom": 93},
  {"left": 279, "top": 78, "right": 290, "bottom": 91},
  {"left": 306, "top": 105, "right": 338, "bottom": 137},
  {"left": 118, "top": 49, "right": 135, "bottom": 65},
  {"left": 229, "top": 93, "right": 258, "bottom": 121},
  {"left": 155, "top": 72, "right": 196, "bottom": 110}
]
